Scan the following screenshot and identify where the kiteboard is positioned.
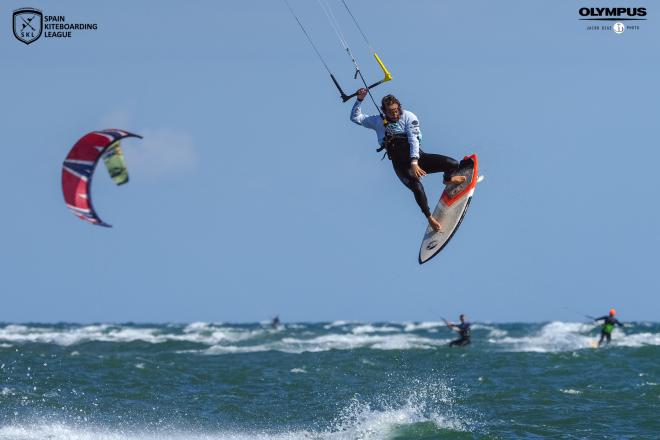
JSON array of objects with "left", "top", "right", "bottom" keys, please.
[{"left": 419, "top": 154, "right": 480, "bottom": 264}]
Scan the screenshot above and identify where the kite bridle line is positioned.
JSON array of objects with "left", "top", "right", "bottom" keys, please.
[
  {"left": 336, "top": 0, "right": 392, "bottom": 104},
  {"left": 283, "top": 0, "right": 392, "bottom": 117}
]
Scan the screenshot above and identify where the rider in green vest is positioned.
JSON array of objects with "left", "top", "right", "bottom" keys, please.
[{"left": 594, "top": 309, "right": 624, "bottom": 347}]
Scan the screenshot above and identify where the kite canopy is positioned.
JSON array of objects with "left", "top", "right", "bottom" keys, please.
[{"left": 61, "top": 129, "right": 142, "bottom": 227}]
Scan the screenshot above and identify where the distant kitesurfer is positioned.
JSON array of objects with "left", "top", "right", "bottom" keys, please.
[
  {"left": 444, "top": 314, "right": 471, "bottom": 347},
  {"left": 271, "top": 315, "right": 281, "bottom": 329},
  {"left": 594, "top": 309, "right": 624, "bottom": 346},
  {"left": 350, "top": 88, "right": 466, "bottom": 232}
]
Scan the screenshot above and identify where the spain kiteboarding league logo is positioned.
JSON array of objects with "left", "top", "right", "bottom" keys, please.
[
  {"left": 13, "top": 7, "right": 43, "bottom": 45},
  {"left": 11, "top": 7, "right": 99, "bottom": 45}
]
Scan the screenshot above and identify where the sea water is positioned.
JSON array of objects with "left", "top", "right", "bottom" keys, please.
[{"left": 0, "top": 321, "right": 658, "bottom": 439}]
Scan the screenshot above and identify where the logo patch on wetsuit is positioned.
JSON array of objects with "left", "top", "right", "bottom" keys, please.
[{"left": 411, "top": 120, "right": 419, "bottom": 126}]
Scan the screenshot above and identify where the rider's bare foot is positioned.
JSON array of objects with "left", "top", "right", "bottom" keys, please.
[
  {"left": 427, "top": 215, "right": 442, "bottom": 232},
  {"left": 449, "top": 175, "right": 466, "bottom": 185}
]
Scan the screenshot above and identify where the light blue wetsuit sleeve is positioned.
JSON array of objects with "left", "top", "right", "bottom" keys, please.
[
  {"left": 351, "top": 99, "right": 387, "bottom": 146},
  {"left": 404, "top": 110, "right": 422, "bottom": 160},
  {"left": 351, "top": 99, "right": 382, "bottom": 130}
]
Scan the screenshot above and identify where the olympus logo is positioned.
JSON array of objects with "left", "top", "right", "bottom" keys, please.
[{"left": 578, "top": 7, "right": 647, "bottom": 19}]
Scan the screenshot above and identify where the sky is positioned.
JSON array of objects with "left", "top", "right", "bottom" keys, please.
[{"left": 2, "top": 1, "right": 659, "bottom": 323}]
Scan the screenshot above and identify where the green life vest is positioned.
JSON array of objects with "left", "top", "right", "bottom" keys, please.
[{"left": 603, "top": 323, "right": 615, "bottom": 334}]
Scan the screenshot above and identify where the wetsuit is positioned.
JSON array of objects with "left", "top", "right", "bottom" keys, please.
[
  {"left": 350, "top": 99, "right": 461, "bottom": 217},
  {"left": 449, "top": 322, "right": 471, "bottom": 347},
  {"left": 595, "top": 316, "right": 623, "bottom": 346}
]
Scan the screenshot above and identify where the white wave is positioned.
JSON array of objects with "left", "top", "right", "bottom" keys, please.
[
  {"left": 0, "top": 380, "right": 476, "bottom": 439},
  {"left": 326, "top": 378, "right": 476, "bottom": 439},
  {"left": 2, "top": 322, "right": 655, "bottom": 353},
  {"left": 182, "top": 322, "right": 216, "bottom": 332},
  {"left": 0, "top": 413, "right": 474, "bottom": 440},
  {"left": 492, "top": 321, "right": 660, "bottom": 352},
  {"left": 183, "top": 322, "right": 270, "bottom": 343},
  {"left": 610, "top": 331, "right": 660, "bottom": 348},
  {"left": 202, "top": 345, "right": 273, "bottom": 355},
  {"left": 491, "top": 321, "right": 598, "bottom": 353},
  {"left": 329, "top": 403, "right": 462, "bottom": 439},
  {"left": 402, "top": 321, "right": 444, "bottom": 332},
  {"left": 0, "top": 324, "right": 268, "bottom": 347},
  {"left": 472, "top": 324, "right": 508, "bottom": 338},
  {"left": 351, "top": 325, "right": 399, "bottom": 334},
  {"left": 488, "top": 329, "right": 508, "bottom": 338},
  {"left": 323, "top": 321, "right": 354, "bottom": 329},
  {"left": 0, "top": 321, "right": 495, "bottom": 353},
  {"left": 199, "top": 333, "right": 447, "bottom": 355},
  {"left": 290, "top": 368, "right": 307, "bottom": 374},
  {"left": 560, "top": 389, "right": 582, "bottom": 395},
  {"left": 0, "top": 424, "right": 313, "bottom": 440},
  {"left": 0, "top": 325, "right": 113, "bottom": 346},
  {"left": 281, "top": 333, "right": 445, "bottom": 353}
]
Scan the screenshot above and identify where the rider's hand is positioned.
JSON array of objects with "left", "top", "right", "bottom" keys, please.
[
  {"left": 356, "top": 88, "right": 368, "bottom": 101},
  {"left": 411, "top": 163, "right": 426, "bottom": 179}
]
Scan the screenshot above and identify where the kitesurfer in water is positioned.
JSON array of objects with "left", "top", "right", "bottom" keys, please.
[
  {"left": 445, "top": 314, "right": 471, "bottom": 347},
  {"left": 594, "top": 309, "right": 624, "bottom": 346},
  {"left": 350, "top": 88, "right": 466, "bottom": 231}
]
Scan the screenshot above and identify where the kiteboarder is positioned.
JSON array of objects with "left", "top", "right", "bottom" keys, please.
[
  {"left": 594, "top": 309, "right": 624, "bottom": 346},
  {"left": 444, "top": 314, "right": 471, "bottom": 347},
  {"left": 350, "top": 88, "right": 465, "bottom": 231}
]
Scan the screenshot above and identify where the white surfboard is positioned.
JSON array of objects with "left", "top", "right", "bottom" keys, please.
[{"left": 419, "top": 154, "right": 480, "bottom": 264}]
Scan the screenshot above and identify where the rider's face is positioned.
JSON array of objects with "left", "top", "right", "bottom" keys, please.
[{"left": 384, "top": 104, "right": 401, "bottom": 121}]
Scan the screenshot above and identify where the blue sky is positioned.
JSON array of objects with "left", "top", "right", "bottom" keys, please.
[{"left": 2, "top": 1, "right": 659, "bottom": 323}]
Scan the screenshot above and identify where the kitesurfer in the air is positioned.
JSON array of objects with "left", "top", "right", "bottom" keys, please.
[
  {"left": 350, "top": 88, "right": 466, "bottom": 231},
  {"left": 444, "top": 314, "right": 471, "bottom": 347},
  {"left": 594, "top": 309, "right": 624, "bottom": 346}
]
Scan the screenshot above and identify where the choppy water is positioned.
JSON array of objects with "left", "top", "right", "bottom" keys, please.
[{"left": 0, "top": 321, "right": 658, "bottom": 439}]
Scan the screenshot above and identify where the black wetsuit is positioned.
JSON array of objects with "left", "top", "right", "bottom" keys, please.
[
  {"left": 384, "top": 135, "right": 461, "bottom": 217},
  {"left": 595, "top": 316, "right": 623, "bottom": 346},
  {"left": 449, "top": 322, "right": 471, "bottom": 347}
]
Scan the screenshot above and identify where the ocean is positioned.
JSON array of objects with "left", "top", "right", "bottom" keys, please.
[{"left": 0, "top": 321, "right": 658, "bottom": 439}]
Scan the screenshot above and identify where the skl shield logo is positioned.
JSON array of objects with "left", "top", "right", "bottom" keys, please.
[{"left": 13, "top": 8, "right": 43, "bottom": 45}]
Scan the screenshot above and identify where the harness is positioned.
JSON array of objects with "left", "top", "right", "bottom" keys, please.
[
  {"left": 376, "top": 118, "right": 390, "bottom": 159},
  {"left": 377, "top": 132, "right": 409, "bottom": 161},
  {"left": 460, "top": 325, "right": 471, "bottom": 339}
]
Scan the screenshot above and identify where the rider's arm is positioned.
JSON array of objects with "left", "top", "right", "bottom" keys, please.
[{"left": 350, "top": 99, "right": 379, "bottom": 129}]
